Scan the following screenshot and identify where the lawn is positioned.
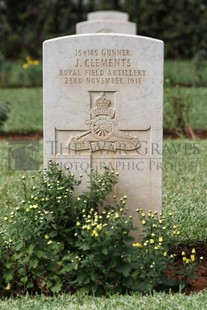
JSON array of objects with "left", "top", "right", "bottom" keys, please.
[
  {"left": 0, "top": 60, "right": 207, "bottom": 307},
  {"left": 1, "top": 291, "right": 207, "bottom": 310},
  {"left": 0, "top": 88, "right": 42, "bottom": 133},
  {"left": 165, "top": 60, "right": 207, "bottom": 86}
]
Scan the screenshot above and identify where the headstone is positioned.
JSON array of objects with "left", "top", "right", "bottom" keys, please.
[
  {"left": 76, "top": 11, "right": 136, "bottom": 34},
  {"left": 88, "top": 11, "right": 129, "bottom": 21},
  {"left": 43, "top": 11, "right": 163, "bottom": 232}
]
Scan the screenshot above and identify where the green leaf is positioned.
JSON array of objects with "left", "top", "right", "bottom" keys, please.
[
  {"left": 4, "top": 272, "right": 13, "bottom": 283},
  {"left": 36, "top": 250, "right": 47, "bottom": 259},
  {"left": 102, "top": 247, "right": 108, "bottom": 255},
  {"left": 5, "top": 262, "right": 12, "bottom": 269},
  {"left": 116, "top": 264, "right": 132, "bottom": 277},
  {"left": 59, "top": 264, "right": 75, "bottom": 274},
  {"left": 15, "top": 241, "right": 24, "bottom": 251},
  {"left": 76, "top": 273, "right": 87, "bottom": 284},
  {"left": 26, "top": 244, "right": 35, "bottom": 255},
  {"left": 29, "top": 258, "right": 39, "bottom": 269},
  {"left": 48, "top": 231, "right": 58, "bottom": 238},
  {"left": 51, "top": 282, "right": 62, "bottom": 293},
  {"left": 20, "top": 276, "right": 28, "bottom": 284}
]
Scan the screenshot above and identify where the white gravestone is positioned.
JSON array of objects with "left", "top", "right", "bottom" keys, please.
[
  {"left": 88, "top": 11, "right": 129, "bottom": 21},
  {"left": 43, "top": 31, "right": 163, "bottom": 230},
  {"left": 76, "top": 11, "right": 136, "bottom": 34}
]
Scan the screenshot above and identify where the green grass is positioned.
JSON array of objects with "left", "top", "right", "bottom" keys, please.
[
  {"left": 0, "top": 291, "right": 207, "bottom": 309},
  {"left": 0, "top": 88, "right": 42, "bottom": 133},
  {"left": 0, "top": 86, "right": 206, "bottom": 134},
  {"left": 163, "top": 139, "right": 207, "bottom": 242},
  {"left": 164, "top": 87, "right": 207, "bottom": 130},
  {"left": 0, "top": 61, "right": 42, "bottom": 88},
  {"left": 165, "top": 60, "right": 207, "bottom": 86}
]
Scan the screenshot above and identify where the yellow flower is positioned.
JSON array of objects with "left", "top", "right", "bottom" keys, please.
[
  {"left": 190, "top": 254, "right": 195, "bottom": 262},
  {"left": 96, "top": 224, "right": 102, "bottom": 231},
  {"left": 44, "top": 235, "right": 49, "bottom": 240},
  {"left": 159, "top": 236, "right": 163, "bottom": 242},
  {"left": 192, "top": 248, "right": 196, "bottom": 254},
  {"left": 92, "top": 230, "right": 99, "bottom": 237},
  {"left": 133, "top": 242, "right": 142, "bottom": 248},
  {"left": 182, "top": 256, "right": 187, "bottom": 262},
  {"left": 32, "top": 60, "right": 39, "bottom": 65},
  {"left": 22, "top": 63, "right": 29, "bottom": 69},
  {"left": 181, "top": 251, "right": 185, "bottom": 256},
  {"left": 76, "top": 221, "right": 81, "bottom": 227},
  {"left": 163, "top": 251, "right": 168, "bottom": 257},
  {"left": 5, "top": 283, "right": 11, "bottom": 290},
  {"left": 141, "top": 220, "right": 146, "bottom": 225},
  {"left": 47, "top": 240, "right": 53, "bottom": 245},
  {"left": 149, "top": 239, "right": 154, "bottom": 244}
]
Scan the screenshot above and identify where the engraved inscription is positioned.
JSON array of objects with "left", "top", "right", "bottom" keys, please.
[
  {"left": 68, "top": 92, "right": 141, "bottom": 152},
  {"left": 58, "top": 49, "right": 147, "bottom": 85}
]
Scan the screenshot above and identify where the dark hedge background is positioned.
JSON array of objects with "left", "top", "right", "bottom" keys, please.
[{"left": 0, "top": 0, "right": 206, "bottom": 59}]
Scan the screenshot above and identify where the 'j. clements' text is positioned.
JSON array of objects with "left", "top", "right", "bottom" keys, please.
[{"left": 74, "top": 58, "right": 131, "bottom": 67}]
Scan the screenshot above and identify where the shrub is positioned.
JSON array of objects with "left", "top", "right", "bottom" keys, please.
[
  {"left": 0, "top": 101, "right": 10, "bottom": 130},
  {"left": 21, "top": 56, "right": 42, "bottom": 87},
  {"left": 164, "top": 81, "right": 192, "bottom": 136},
  {"left": 0, "top": 162, "right": 200, "bottom": 296}
]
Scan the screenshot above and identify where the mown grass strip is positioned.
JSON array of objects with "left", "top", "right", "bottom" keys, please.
[{"left": 0, "top": 291, "right": 207, "bottom": 310}]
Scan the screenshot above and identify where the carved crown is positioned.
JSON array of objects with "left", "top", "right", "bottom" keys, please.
[{"left": 94, "top": 92, "right": 111, "bottom": 108}]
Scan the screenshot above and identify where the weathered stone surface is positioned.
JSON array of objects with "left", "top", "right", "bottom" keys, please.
[{"left": 43, "top": 33, "right": 163, "bottom": 231}]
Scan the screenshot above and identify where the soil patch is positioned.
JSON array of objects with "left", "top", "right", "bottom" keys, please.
[
  {"left": 0, "top": 130, "right": 206, "bottom": 140},
  {"left": 0, "top": 131, "right": 43, "bottom": 140},
  {"left": 166, "top": 244, "right": 207, "bottom": 294}
]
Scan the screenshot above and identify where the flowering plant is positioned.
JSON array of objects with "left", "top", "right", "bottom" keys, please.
[
  {"left": 22, "top": 56, "right": 42, "bottom": 86},
  {"left": 0, "top": 162, "right": 201, "bottom": 296}
]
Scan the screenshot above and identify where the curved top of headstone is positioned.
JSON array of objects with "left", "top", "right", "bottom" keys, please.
[{"left": 87, "top": 11, "right": 129, "bottom": 21}]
